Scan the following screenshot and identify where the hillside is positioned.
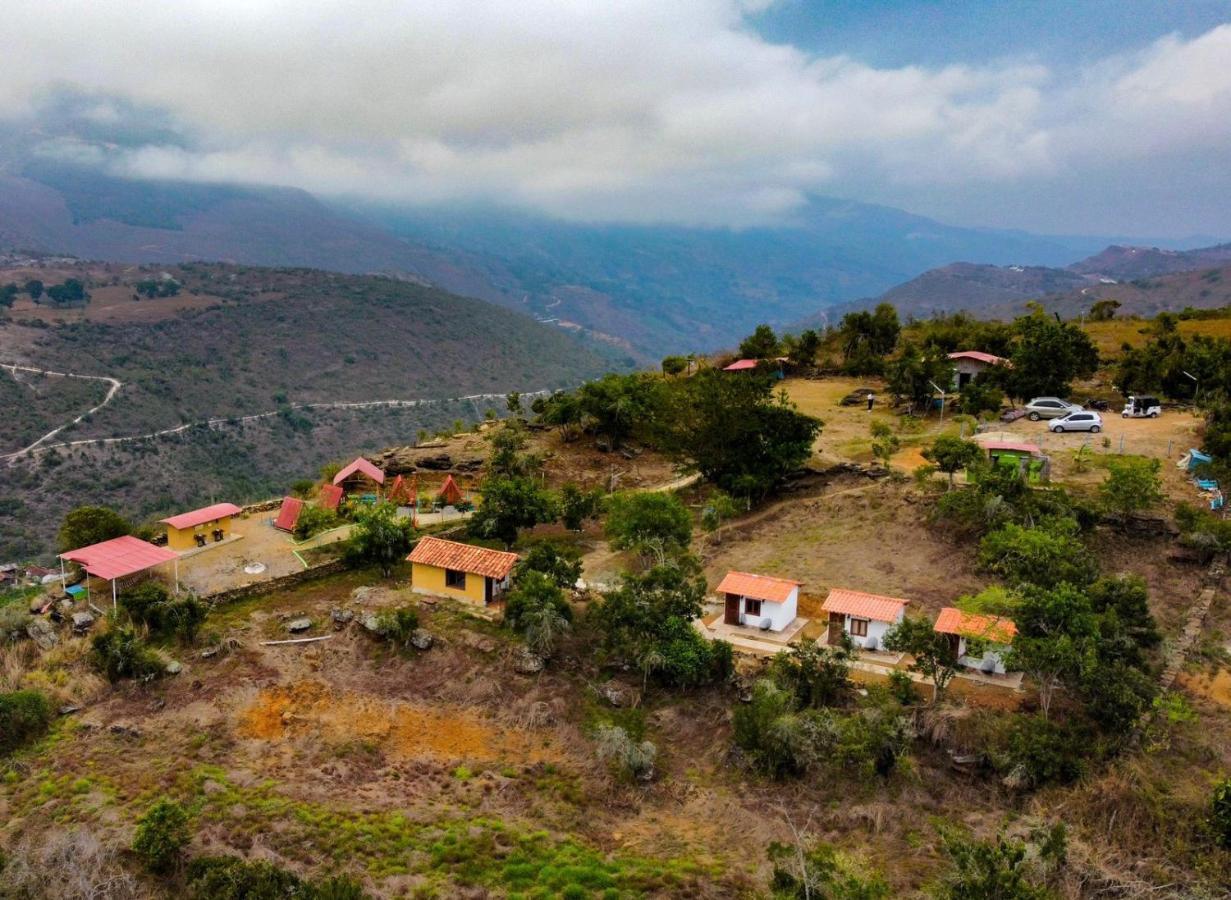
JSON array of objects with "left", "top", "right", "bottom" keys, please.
[
  {"left": 1069, "top": 242, "right": 1231, "bottom": 279},
  {"left": 0, "top": 162, "right": 1125, "bottom": 357},
  {"left": 0, "top": 261, "right": 615, "bottom": 558}
]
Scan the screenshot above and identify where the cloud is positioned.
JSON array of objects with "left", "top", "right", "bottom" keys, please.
[{"left": 1, "top": 1, "right": 1229, "bottom": 232}]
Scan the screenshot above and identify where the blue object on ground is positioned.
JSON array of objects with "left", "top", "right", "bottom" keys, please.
[
  {"left": 1188, "top": 449, "right": 1213, "bottom": 470},
  {"left": 65, "top": 584, "right": 85, "bottom": 597}
]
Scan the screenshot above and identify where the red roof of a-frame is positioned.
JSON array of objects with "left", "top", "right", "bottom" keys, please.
[
  {"left": 273, "top": 497, "right": 304, "bottom": 532},
  {"left": 333, "top": 457, "right": 386, "bottom": 487},
  {"left": 318, "top": 484, "right": 344, "bottom": 511},
  {"left": 438, "top": 474, "right": 463, "bottom": 506}
]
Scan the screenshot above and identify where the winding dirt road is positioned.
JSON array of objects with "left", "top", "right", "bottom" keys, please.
[{"left": 1, "top": 363, "right": 123, "bottom": 460}]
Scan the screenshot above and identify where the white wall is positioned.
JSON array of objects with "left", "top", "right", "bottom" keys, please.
[
  {"left": 738, "top": 587, "right": 798, "bottom": 632},
  {"left": 843, "top": 613, "right": 899, "bottom": 650},
  {"left": 956, "top": 637, "right": 1011, "bottom": 674}
]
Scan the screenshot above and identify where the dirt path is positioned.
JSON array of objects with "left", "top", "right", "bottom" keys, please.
[{"left": 0, "top": 361, "right": 123, "bottom": 460}]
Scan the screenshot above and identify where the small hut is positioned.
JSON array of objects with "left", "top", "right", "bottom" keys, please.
[
  {"left": 438, "top": 474, "right": 463, "bottom": 507},
  {"left": 333, "top": 457, "right": 385, "bottom": 499},
  {"left": 318, "top": 484, "right": 344, "bottom": 512},
  {"left": 273, "top": 497, "right": 304, "bottom": 533}
]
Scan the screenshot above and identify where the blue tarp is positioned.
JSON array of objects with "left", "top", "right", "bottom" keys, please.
[
  {"left": 66, "top": 584, "right": 85, "bottom": 597},
  {"left": 1187, "top": 449, "right": 1213, "bottom": 471}
]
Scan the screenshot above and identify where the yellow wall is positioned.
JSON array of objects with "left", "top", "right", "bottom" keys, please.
[
  {"left": 411, "top": 562, "right": 488, "bottom": 605},
  {"left": 166, "top": 515, "right": 234, "bottom": 551}
]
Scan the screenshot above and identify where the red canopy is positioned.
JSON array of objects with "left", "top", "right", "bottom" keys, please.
[
  {"left": 438, "top": 474, "right": 463, "bottom": 506},
  {"left": 723, "top": 359, "right": 758, "bottom": 371},
  {"left": 333, "top": 457, "right": 385, "bottom": 487},
  {"left": 318, "top": 484, "right": 344, "bottom": 511},
  {"left": 60, "top": 535, "right": 179, "bottom": 581},
  {"left": 273, "top": 497, "right": 304, "bottom": 532}
]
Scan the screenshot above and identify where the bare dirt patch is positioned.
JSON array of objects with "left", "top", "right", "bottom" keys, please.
[{"left": 1177, "top": 668, "right": 1231, "bottom": 708}]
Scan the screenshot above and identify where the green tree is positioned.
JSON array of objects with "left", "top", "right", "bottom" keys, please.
[
  {"left": 605, "top": 491, "right": 692, "bottom": 562},
  {"left": 883, "top": 616, "right": 961, "bottom": 703},
  {"left": 1099, "top": 457, "right": 1163, "bottom": 523},
  {"left": 1088, "top": 298, "right": 1120, "bottom": 321},
  {"left": 869, "top": 421, "right": 900, "bottom": 468},
  {"left": 700, "top": 490, "right": 739, "bottom": 541},
  {"left": 347, "top": 502, "right": 415, "bottom": 576},
  {"left": 767, "top": 839, "right": 889, "bottom": 900},
  {"left": 576, "top": 373, "right": 665, "bottom": 449},
  {"left": 792, "top": 329, "right": 822, "bottom": 367},
  {"left": 923, "top": 435, "right": 983, "bottom": 489},
  {"left": 293, "top": 504, "right": 339, "bottom": 540},
  {"left": 487, "top": 420, "right": 541, "bottom": 477},
  {"left": 132, "top": 798, "right": 190, "bottom": 874},
  {"left": 838, "top": 303, "right": 900, "bottom": 374},
  {"left": 956, "top": 378, "right": 1005, "bottom": 416},
  {"left": 655, "top": 368, "right": 821, "bottom": 500},
  {"left": 22, "top": 279, "right": 43, "bottom": 301},
  {"left": 661, "top": 355, "right": 689, "bottom": 376},
  {"left": 739, "top": 323, "right": 781, "bottom": 359},
  {"left": 1213, "top": 777, "right": 1231, "bottom": 849},
  {"left": 767, "top": 638, "right": 854, "bottom": 709},
  {"left": 560, "top": 482, "right": 602, "bottom": 531},
  {"left": 995, "top": 307, "right": 1099, "bottom": 401},
  {"left": 505, "top": 391, "right": 522, "bottom": 416},
  {"left": 978, "top": 518, "right": 1096, "bottom": 589},
  {"left": 0, "top": 282, "right": 16, "bottom": 307},
  {"left": 514, "top": 541, "right": 582, "bottom": 590},
  {"left": 58, "top": 505, "right": 130, "bottom": 552},
  {"left": 91, "top": 625, "right": 164, "bottom": 683},
  {"left": 936, "top": 831, "right": 1058, "bottom": 900},
  {"left": 886, "top": 341, "right": 953, "bottom": 412},
  {"left": 470, "top": 476, "right": 558, "bottom": 548}
]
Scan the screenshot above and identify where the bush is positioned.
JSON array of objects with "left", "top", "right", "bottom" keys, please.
[
  {"left": 346, "top": 503, "right": 415, "bottom": 576},
  {"left": 768, "top": 839, "right": 889, "bottom": 899},
  {"left": 0, "top": 604, "right": 32, "bottom": 643},
  {"left": 91, "top": 625, "right": 164, "bottom": 683},
  {"left": 0, "top": 689, "right": 53, "bottom": 755},
  {"left": 372, "top": 607, "right": 420, "bottom": 647},
  {"left": 595, "top": 724, "right": 657, "bottom": 781},
  {"left": 504, "top": 570, "right": 572, "bottom": 659},
  {"left": 1213, "top": 777, "right": 1231, "bottom": 849},
  {"left": 1007, "top": 716, "right": 1087, "bottom": 787},
  {"left": 604, "top": 491, "right": 693, "bottom": 560},
  {"left": 978, "top": 518, "right": 1096, "bottom": 589},
  {"left": 294, "top": 504, "right": 339, "bottom": 540},
  {"left": 120, "top": 582, "right": 207, "bottom": 643},
  {"left": 514, "top": 541, "right": 583, "bottom": 590},
  {"left": 767, "top": 639, "right": 853, "bottom": 709},
  {"left": 132, "top": 798, "right": 190, "bottom": 874},
  {"left": 186, "top": 856, "right": 367, "bottom": 899}
]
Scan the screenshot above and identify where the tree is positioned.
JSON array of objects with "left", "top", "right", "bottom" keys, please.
[
  {"left": 576, "top": 373, "right": 665, "bottom": 449},
  {"left": 560, "top": 482, "right": 602, "bottom": 531},
  {"left": 792, "top": 329, "right": 822, "bottom": 367},
  {"left": 956, "top": 378, "right": 1005, "bottom": 417},
  {"left": 46, "top": 278, "right": 88, "bottom": 305},
  {"left": 995, "top": 308, "right": 1099, "bottom": 401},
  {"left": 22, "top": 279, "right": 43, "bottom": 301},
  {"left": 767, "top": 838, "right": 889, "bottom": 900},
  {"left": 505, "top": 391, "right": 523, "bottom": 416},
  {"left": 838, "top": 303, "right": 900, "bottom": 374},
  {"left": 514, "top": 541, "right": 582, "bottom": 590},
  {"left": 293, "top": 504, "right": 339, "bottom": 540},
  {"left": 885, "top": 341, "right": 953, "bottom": 412},
  {"left": 923, "top": 435, "right": 983, "bottom": 489},
  {"left": 132, "top": 799, "right": 190, "bottom": 874},
  {"left": 739, "top": 323, "right": 781, "bottom": 359},
  {"left": 346, "top": 502, "right": 415, "bottom": 576},
  {"left": 469, "top": 475, "right": 558, "bottom": 548},
  {"left": 0, "top": 283, "right": 16, "bottom": 308},
  {"left": 1213, "top": 777, "right": 1231, "bottom": 849},
  {"left": 1099, "top": 457, "right": 1163, "bottom": 523},
  {"left": 883, "top": 616, "right": 960, "bottom": 703},
  {"left": 661, "top": 355, "right": 689, "bottom": 376},
  {"left": 978, "top": 518, "right": 1096, "bottom": 589},
  {"left": 869, "top": 421, "right": 899, "bottom": 469},
  {"left": 1088, "top": 298, "right": 1120, "bottom": 321},
  {"left": 91, "top": 625, "right": 163, "bottom": 683},
  {"left": 1006, "top": 633, "right": 1081, "bottom": 720},
  {"left": 487, "top": 420, "right": 541, "bottom": 477},
  {"left": 654, "top": 369, "right": 821, "bottom": 501},
  {"left": 605, "top": 491, "right": 692, "bottom": 562},
  {"left": 767, "top": 638, "right": 853, "bottom": 709},
  {"left": 58, "top": 505, "right": 130, "bottom": 552},
  {"left": 700, "top": 490, "right": 739, "bottom": 541}
]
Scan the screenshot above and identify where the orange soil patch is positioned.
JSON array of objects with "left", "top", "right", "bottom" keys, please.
[
  {"left": 237, "top": 681, "right": 562, "bottom": 763},
  {"left": 891, "top": 445, "right": 929, "bottom": 471},
  {"left": 1177, "top": 669, "right": 1231, "bottom": 708}
]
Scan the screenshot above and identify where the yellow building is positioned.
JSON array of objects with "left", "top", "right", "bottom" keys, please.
[
  {"left": 407, "top": 536, "right": 518, "bottom": 606},
  {"left": 159, "top": 502, "right": 243, "bottom": 551}
]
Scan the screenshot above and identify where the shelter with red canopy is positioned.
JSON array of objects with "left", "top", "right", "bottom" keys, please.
[{"left": 59, "top": 535, "right": 180, "bottom": 610}]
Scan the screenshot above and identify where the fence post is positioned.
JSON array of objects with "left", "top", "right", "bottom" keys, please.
[{"left": 1118, "top": 434, "right": 1125, "bottom": 454}]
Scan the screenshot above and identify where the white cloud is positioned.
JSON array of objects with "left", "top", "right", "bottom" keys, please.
[{"left": 1, "top": 1, "right": 1229, "bottom": 231}]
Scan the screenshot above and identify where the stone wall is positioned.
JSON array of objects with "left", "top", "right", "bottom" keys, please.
[{"left": 204, "top": 558, "right": 350, "bottom": 607}]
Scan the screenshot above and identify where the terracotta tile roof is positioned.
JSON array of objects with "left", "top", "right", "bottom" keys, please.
[
  {"left": 333, "top": 457, "right": 386, "bottom": 487},
  {"left": 273, "top": 497, "right": 303, "bottom": 532},
  {"left": 716, "top": 571, "right": 800, "bottom": 603},
  {"left": 407, "top": 536, "right": 518, "bottom": 580},
  {"left": 60, "top": 535, "right": 179, "bottom": 581},
  {"left": 318, "top": 484, "right": 344, "bottom": 511},
  {"left": 160, "top": 502, "right": 243, "bottom": 531},
  {"left": 821, "top": 587, "right": 910, "bottom": 623},
  {"left": 934, "top": 607, "right": 1017, "bottom": 644},
  {"left": 948, "top": 350, "right": 1007, "bottom": 366}
]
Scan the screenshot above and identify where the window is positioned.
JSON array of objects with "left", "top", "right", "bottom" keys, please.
[
  {"left": 445, "top": 568, "right": 466, "bottom": 589},
  {"left": 744, "top": 598, "right": 763, "bottom": 617},
  {"left": 849, "top": 617, "right": 869, "bottom": 637}
]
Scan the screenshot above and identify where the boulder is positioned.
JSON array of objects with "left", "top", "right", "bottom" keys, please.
[
  {"left": 165, "top": 660, "right": 183, "bottom": 675},
  {"left": 26, "top": 617, "right": 58, "bottom": 650},
  {"left": 410, "top": 629, "right": 434, "bottom": 651},
  {"left": 71, "top": 611, "right": 96, "bottom": 633},
  {"left": 331, "top": 608, "right": 354, "bottom": 629},
  {"left": 362, "top": 615, "right": 383, "bottom": 635},
  {"left": 597, "top": 682, "right": 639, "bottom": 708},
  {"left": 286, "top": 617, "right": 313, "bottom": 634},
  {"left": 512, "top": 647, "right": 544, "bottom": 675},
  {"left": 416, "top": 454, "right": 454, "bottom": 471}
]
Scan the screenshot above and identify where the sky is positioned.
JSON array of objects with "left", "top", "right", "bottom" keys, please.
[{"left": 2, "top": 0, "right": 1230, "bottom": 238}]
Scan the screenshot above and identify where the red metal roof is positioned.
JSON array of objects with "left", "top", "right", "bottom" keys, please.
[
  {"left": 160, "top": 502, "right": 243, "bottom": 531},
  {"left": 948, "top": 350, "right": 1007, "bottom": 365},
  {"left": 318, "top": 484, "right": 344, "bottom": 511},
  {"left": 985, "top": 441, "right": 1041, "bottom": 455},
  {"left": 438, "top": 474, "right": 463, "bottom": 506},
  {"left": 333, "top": 457, "right": 386, "bottom": 487},
  {"left": 716, "top": 571, "right": 800, "bottom": 603},
  {"left": 407, "top": 536, "right": 518, "bottom": 579},
  {"left": 821, "top": 587, "right": 910, "bottom": 622},
  {"left": 723, "top": 359, "right": 758, "bottom": 371},
  {"left": 60, "top": 535, "right": 179, "bottom": 581},
  {"left": 934, "top": 607, "right": 1017, "bottom": 644},
  {"left": 273, "top": 496, "right": 303, "bottom": 532}
]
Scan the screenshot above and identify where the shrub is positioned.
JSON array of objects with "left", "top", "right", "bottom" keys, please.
[
  {"left": 595, "top": 724, "right": 657, "bottom": 781},
  {"left": 0, "top": 689, "right": 53, "bottom": 755},
  {"left": 1007, "top": 716, "right": 1087, "bottom": 787},
  {"left": 768, "top": 839, "right": 889, "bottom": 899},
  {"left": 186, "top": 856, "right": 366, "bottom": 899},
  {"left": 514, "top": 541, "right": 583, "bottom": 590},
  {"left": 1213, "top": 777, "right": 1231, "bottom": 849},
  {"left": 91, "top": 625, "right": 163, "bottom": 683},
  {"left": 1100, "top": 456, "right": 1163, "bottom": 522},
  {"left": 294, "top": 504, "right": 339, "bottom": 539},
  {"left": 372, "top": 607, "right": 420, "bottom": 647},
  {"left": 347, "top": 503, "right": 415, "bottom": 576},
  {"left": 936, "top": 829, "right": 1062, "bottom": 900},
  {"left": 0, "top": 604, "right": 32, "bottom": 643},
  {"left": 978, "top": 518, "right": 1096, "bottom": 589},
  {"left": 121, "top": 582, "right": 207, "bottom": 643},
  {"left": 132, "top": 798, "right": 190, "bottom": 874},
  {"left": 767, "top": 639, "right": 853, "bottom": 709},
  {"left": 604, "top": 491, "right": 693, "bottom": 561}
]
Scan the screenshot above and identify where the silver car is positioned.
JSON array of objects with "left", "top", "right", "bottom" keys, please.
[
  {"left": 1049, "top": 411, "right": 1103, "bottom": 433},
  {"left": 1025, "top": 397, "right": 1082, "bottom": 421}
]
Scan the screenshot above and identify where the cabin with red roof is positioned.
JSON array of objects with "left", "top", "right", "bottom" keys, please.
[
  {"left": 934, "top": 607, "right": 1018, "bottom": 675},
  {"left": 407, "top": 536, "right": 518, "bottom": 607},
  {"left": 948, "top": 350, "right": 1009, "bottom": 390},
  {"left": 159, "top": 502, "right": 243, "bottom": 551},
  {"left": 333, "top": 457, "right": 385, "bottom": 498},
  {"left": 717, "top": 570, "right": 801, "bottom": 632},
  {"left": 821, "top": 587, "right": 910, "bottom": 651}
]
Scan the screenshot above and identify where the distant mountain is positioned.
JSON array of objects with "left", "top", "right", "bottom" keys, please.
[
  {"left": 1037, "top": 263, "right": 1231, "bottom": 320},
  {"left": 1067, "top": 242, "right": 1231, "bottom": 280},
  {"left": 0, "top": 161, "right": 1133, "bottom": 357}
]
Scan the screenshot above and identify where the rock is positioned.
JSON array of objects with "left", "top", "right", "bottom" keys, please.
[
  {"left": 165, "top": 660, "right": 183, "bottom": 675},
  {"left": 200, "top": 646, "right": 219, "bottom": 659},
  {"left": 512, "top": 647, "right": 545, "bottom": 675},
  {"left": 331, "top": 608, "right": 354, "bottom": 629},
  {"left": 26, "top": 617, "right": 58, "bottom": 650},
  {"left": 108, "top": 723, "right": 141, "bottom": 739},
  {"left": 410, "top": 629, "right": 434, "bottom": 651},
  {"left": 864, "top": 466, "right": 890, "bottom": 479},
  {"left": 597, "top": 682, "right": 639, "bottom": 708},
  {"left": 362, "top": 614, "right": 383, "bottom": 635},
  {"left": 460, "top": 631, "right": 497, "bottom": 653},
  {"left": 71, "top": 611, "right": 95, "bottom": 633},
  {"left": 351, "top": 586, "right": 378, "bottom": 604},
  {"left": 287, "top": 617, "right": 313, "bottom": 634},
  {"left": 59, "top": 705, "right": 81, "bottom": 716},
  {"left": 416, "top": 454, "right": 454, "bottom": 471}
]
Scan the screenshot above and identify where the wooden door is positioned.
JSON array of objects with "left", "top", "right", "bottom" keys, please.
[{"left": 724, "top": 594, "right": 740, "bottom": 625}]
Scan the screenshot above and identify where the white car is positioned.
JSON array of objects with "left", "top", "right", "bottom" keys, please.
[{"left": 1049, "top": 411, "right": 1103, "bottom": 433}]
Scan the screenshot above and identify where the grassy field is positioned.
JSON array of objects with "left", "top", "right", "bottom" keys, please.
[{"left": 1083, "top": 315, "right": 1231, "bottom": 358}]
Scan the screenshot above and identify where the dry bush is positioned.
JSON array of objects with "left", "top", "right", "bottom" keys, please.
[
  {"left": 18, "top": 636, "right": 108, "bottom": 706},
  {"left": 1, "top": 828, "right": 143, "bottom": 899},
  {"left": 0, "top": 641, "right": 40, "bottom": 692}
]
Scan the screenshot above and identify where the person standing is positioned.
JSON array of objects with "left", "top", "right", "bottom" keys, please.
[{"left": 866, "top": 392, "right": 875, "bottom": 411}]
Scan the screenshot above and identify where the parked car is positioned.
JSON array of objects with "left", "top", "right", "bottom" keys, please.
[
  {"left": 1122, "top": 395, "right": 1162, "bottom": 418},
  {"left": 1024, "top": 397, "right": 1083, "bottom": 421},
  {"left": 1049, "top": 411, "right": 1103, "bottom": 433}
]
